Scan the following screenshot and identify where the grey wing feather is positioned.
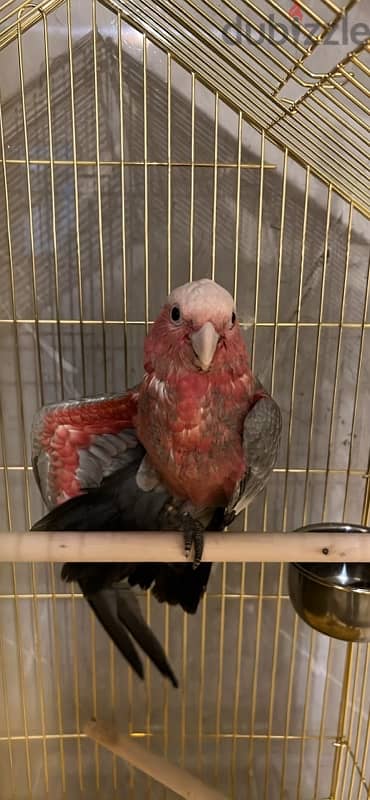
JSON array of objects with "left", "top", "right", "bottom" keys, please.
[
  {"left": 76, "top": 432, "right": 138, "bottom": 483},
  {"left": 226, "top": 384, "right": 282, "bottom": 517}
]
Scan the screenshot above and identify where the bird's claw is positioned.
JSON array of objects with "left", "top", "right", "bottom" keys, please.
[
  {"left": 192, "top": 529, "right": 204, "bottom": 569},
  {"left": 181, "top": 513, "right": 205, "bottom": 569},
  {"left": 223, "top": 508, "right": 236, "bottom": 527},
  {"left": 183, "top": 526, "right": 193, "bottom": 558},
  {"left": 159, "top": 502, "right": 205, "bottom": 568}
]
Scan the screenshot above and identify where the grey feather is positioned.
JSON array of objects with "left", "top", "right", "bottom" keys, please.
[
  {"left": 93, "top": 434, "right": 120, "bottom": 457},
  {"left": 100, "top": 434, "right": 121, "bottom": 452},
  {"left": 76, "top": 449, "right": 103, "bottom": 487},
  {"left": 89, "top": 444, "right": 115, "bottom": 466},
  {"left": 226, "top": 387, "right": 282, "bottom": 517},
  {"left": 116, "top": 431, "right": 138, "bottom": 447}
]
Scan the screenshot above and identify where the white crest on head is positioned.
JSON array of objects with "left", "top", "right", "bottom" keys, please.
[{"left": 167, "top": 279, "right": 234, "bottom": 327}]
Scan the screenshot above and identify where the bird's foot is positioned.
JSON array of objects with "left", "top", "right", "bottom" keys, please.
[
  {"left": 159, "top": 500, "right": 205, "bottom": 568},
  {"left": 223, "top": 508, "right": 236, "bottom": 527},
  {"left": 181, "top": 513, "right": 205, "bottom": 568}
]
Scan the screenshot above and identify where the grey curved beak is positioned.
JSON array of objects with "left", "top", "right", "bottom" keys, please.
[{"left": 191, "top": 322, "right": 219, "bottom": 370}]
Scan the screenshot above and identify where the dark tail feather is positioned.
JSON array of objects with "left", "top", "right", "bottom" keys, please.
[
  {"left": 83, "top": 586, "right": 145, "bottom": 681},
  {"left": 115, "top": 587, "right": 178, "bottom": 687},
  {"left": 75, "top": 582, "right": 178, "bottom": 687},
  {"left": 130, "top": 562, "right": 213, "bottom": 614},
  {"left": 154, "top": 562, "right": 213, "bottom": 614},
  {"left": 31, "top": 502, "right": 179, "bottom": 686},
  {"left": 61, "top": 562, "right": 130, "bottom": 592}
]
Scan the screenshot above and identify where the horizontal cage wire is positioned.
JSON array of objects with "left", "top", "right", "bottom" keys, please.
[{"left": 0, "top": 0, "right": 369, "bottom": 799}]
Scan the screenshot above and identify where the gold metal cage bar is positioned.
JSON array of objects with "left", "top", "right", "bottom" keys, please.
[{"left": 0, "top": 0, "right": 370, "bottom": 798}]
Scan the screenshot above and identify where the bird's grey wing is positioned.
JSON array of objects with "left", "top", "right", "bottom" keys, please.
[{"left": 226, "top": 382, "right": 282, "bottom": 519}]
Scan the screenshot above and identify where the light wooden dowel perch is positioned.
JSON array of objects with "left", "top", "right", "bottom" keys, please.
[
  {"left": 1, "top": 531, "right": 370, "bottom": 562},
  {"left": 84, "top": 720, "right": 230, "bottom": 800}
]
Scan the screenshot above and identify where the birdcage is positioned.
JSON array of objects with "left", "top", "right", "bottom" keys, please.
[{"left": 0, "top": 0, "right": 369, "bottom": 798}]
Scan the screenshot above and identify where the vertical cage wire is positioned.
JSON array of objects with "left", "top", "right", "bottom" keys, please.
[{"left": 0, "top": 1, "right": 370, "bottom": 799}]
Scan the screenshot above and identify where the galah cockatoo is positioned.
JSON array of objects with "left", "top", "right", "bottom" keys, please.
[{"left": 31, "top": 279, "right": 281, "bottom": 686}]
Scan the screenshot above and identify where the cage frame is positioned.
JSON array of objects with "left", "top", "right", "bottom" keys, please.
[{"left": 1, "top": 0, "right": 370, "bottom": 798}]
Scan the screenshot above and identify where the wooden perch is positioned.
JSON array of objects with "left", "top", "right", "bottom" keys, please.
[
  {"left": 84, "top": 719, "right": 230, "bottom": 800},
  {"left": 0, "top": 531, "right": 370, "bottom": 562}
]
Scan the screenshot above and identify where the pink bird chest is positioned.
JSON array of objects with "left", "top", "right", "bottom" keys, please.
[{"left": 136, "top": 370, "right": 253, "bottom": 508}]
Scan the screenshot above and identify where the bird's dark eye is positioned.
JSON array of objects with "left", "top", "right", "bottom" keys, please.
[
  {"left": 231, "top": 311, "right": 236, "bottom": 326},
  {"left": 170, "top": 304, "right": 181, "bottom": 323}
]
